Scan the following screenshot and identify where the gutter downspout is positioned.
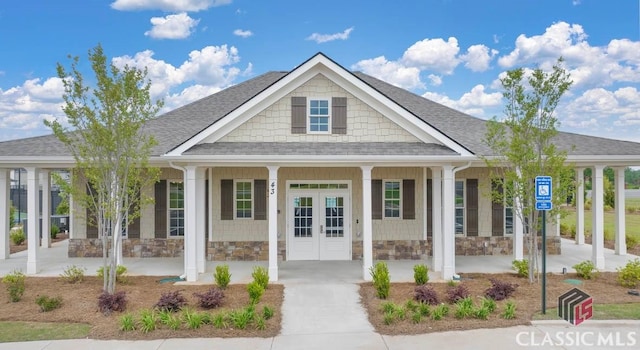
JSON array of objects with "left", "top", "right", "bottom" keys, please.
[{"left": 169, "top": 161, "right": 188, "bottom": 280}]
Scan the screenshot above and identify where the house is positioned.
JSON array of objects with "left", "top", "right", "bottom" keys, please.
[{"left": 0, "top": 53, "right": 638, "bottom": 282}]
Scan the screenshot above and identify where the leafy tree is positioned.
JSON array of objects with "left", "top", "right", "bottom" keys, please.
[
  {"left": 9, "top": 203, "right": 15, "bottom": 225},
  {"left": 484, "top": 58, "right": 574, "bottom": 283},
  {"left": 46, "top": 44, "right": 162, "bottom": 294}
]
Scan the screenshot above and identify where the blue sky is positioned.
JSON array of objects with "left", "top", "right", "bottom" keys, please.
[{"left": 1, "top": 0, "right": 639, "bottom": 143}]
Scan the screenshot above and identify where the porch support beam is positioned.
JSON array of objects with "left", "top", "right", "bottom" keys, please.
[
  {"left": 26, "top": 167, "right": 40, "bottom": 275},
  {"left": 0, "top": 169, "right": 10, "bottom": 259},
  {"left": 430, "top": 167, "right": 442, "bottom": 273},
  {"left": 195, "top": 167, "right": 206, "bottom": 274},
  {"left": 40, "top": 170, "right": 51, "bottom": 249},
  {"left": 591, "top": 165, "right": 605, "bottom": 269},
  {"left": 614, "top": 167, "right": 626, "bottom": 255},
  {"left": 361, "top": 165, "right": 373, "bottom": 281},
  {"left": 422, "top": 167, "right": 428, "bottom": 241},
  {"left": 442, "top": 165, "right": 455, "bottom": 280},
  {"left": 575, "top": 168, "right": 585, "bottom": 245},
  {"left": 267, "top": 166, "right": 279, "bottom": 282},
  {"left": 184, "top": 166, "right": 204, "bottom": 282}
]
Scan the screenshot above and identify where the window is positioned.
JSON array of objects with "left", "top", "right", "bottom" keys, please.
[
  {"left": 504, "top": 182, "right": 514, "bottom": 235},
  {"left": 168, "top": 181, "right": 184, "bottom": 237},
  {"left": 309, "top": 99, "right": 330, "bottom": 133},
  {"left": 235, "top": 180, "right": 252, "bottom": 219},
  {"left": 455, "top": 180, "right": 465, "bottom": 234},
  {"left": 384, "top": 180, "right": 401, "bottom": 218}
]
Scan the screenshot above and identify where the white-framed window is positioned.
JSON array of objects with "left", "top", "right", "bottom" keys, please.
[
  {"left": 235, "top": 180, "right": 253, "bottom": 219},
  {"left": 504, "top": 181, "right": 514, "bottom": 235},
  {"left": 455, "top": 180, "right": 465, "bottom": 234},
  {"left": 308, "top": 98, "right": 330, "bottom": 133},
  {"left": 168, "top": 181, "right": 184, "bottom": 237},
  {"left": 383, "top": 180, "right": 401, "bottom": 218}
]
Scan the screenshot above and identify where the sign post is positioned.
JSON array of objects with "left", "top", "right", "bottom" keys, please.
[{"left": 535, "top": 176, "right": 552, "bottom": 314}]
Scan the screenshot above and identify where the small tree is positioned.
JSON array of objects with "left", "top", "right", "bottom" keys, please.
[
  {"left": 484, "top": 58, "right": 574, "bottom": 283},
  {"left": 46, "top": 44, "right": 162, "bottom": 294}
]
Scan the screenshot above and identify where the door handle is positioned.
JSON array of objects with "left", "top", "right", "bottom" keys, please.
[{"left": 320, "top": 225, "right": 324, "bottom": 233}]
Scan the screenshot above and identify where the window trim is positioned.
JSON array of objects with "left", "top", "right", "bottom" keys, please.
[
  {"left": 167, "top": 180, "right": 184, "bottom": 238},
  {"left": 234, "top": 179, "right": 254, "bottom": 220},
  {"left": 504, "top": 181, "right": 514, "bottom": 235},
  {"left": 383, "top": 179, "right": 402, "bottom": 219},
  {"left": 307, "top": 97, "right": 331, "bottom": 134},
  {"left": 455, "top": 180, "right": 465, "bottom": 235}
]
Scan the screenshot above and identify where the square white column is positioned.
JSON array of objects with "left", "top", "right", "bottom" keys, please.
[
  {"left": 591, "top": 165, "right": 605, "bottom": 269},
  {"left": 267, "top": 166, "right": 279, "bottom": 282},
  {"left": 361, "top": 166, "right": 373, "bottom": 281},
  {"left": 184, "top": 166, "right": 199, "bottom": 282},
  {"left": 422, "top": 167, "right": 428, "bottom": 240},
  {"left": 26, "top": 167, "right": 40, "bottom": 275},
  {"left": 430, "top": 167, "right": 442, "bottom": 272},
  {"left": 441, "top": 165, "right": 455, "bottom": 280},
  {"left": 614, "top": 167, "right": 626, "bottom": 255},
  {"left": 0, "top": 170, "right": 10, "bottom": 259},
  {"left": 575, "top": 168, "right": 585, "bottom": 245},
  {"left": 40, "top": 170, "right": 51, "bottom": 248},
  {"left": 195, "top": 167, "right": 206, "bottom": 274}
]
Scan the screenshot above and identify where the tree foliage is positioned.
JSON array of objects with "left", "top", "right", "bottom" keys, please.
[
  {"left": 46, "top": 44, "right": 162, "bottom": 293},
  {"left": 484, "top": 58, "right": 574, "bottom": 283}
]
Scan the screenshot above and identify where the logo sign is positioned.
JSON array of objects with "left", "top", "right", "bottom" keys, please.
[
  {"left": 558, "top": 288, "right": 593, "bottom": 326},
  {"left": 535, "top": 176, "right": 552, "bottom": 201}
]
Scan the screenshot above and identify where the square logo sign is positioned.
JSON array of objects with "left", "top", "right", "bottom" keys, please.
[{"left": 558, "top": 288, "right": 593, "bottom": 326}]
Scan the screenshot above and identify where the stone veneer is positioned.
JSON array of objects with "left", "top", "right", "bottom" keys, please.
[
  {"left": 68, "top": 238, "right": 184, "bottom": 258},
  {"left": 207, "top": 241, "right": 286, "bottom": 261}
]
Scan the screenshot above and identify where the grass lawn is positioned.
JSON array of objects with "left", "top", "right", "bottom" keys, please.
[
  {"left": 561, "top": 207, "right": 640, "bottom": 241},
  {"left": 0, "top": 321, "right": 91, "bottom": 343},
  {"left": 533, "top": 303, "right": 640, "bottom": 321}
]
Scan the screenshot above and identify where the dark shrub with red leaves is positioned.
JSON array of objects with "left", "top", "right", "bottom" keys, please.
[
  {"left": 414, "top": 285, "right": 439, "bottom": 305},
  {"left": 193, "top": 287, "right": 225, "bottom": 309},
  {"left": 446, "top": 284, "right": 471, "bottom": 303},
  {"left": 98, "top": 291, "right": 127, "bottom": 315},
  {"left": 484, "top": 278, "right": 519, "bottom": 301},
  {"left": 154, "top": 290, "right": 188, "bottom": 312}
]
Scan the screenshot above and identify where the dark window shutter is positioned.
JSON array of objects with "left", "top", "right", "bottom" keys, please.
[
  {"left": 221, "top": 179, "right": 233, "bottom": 220},
  {"left": 332, "top": 97, "right": 347, "bottom": 134},
  {"left": 154, "top": 180, "right": 167, "bottom": 239},
  {"left": 204, "top": 179, "right": 209, "bottom": 236},
  {"left": 254, "top": 179, "right": 267, "bottom": 220},
  {"left": 402, "top": 179, "right": 415, "bottom": 220},
  {"left": 492, "top": 181, "right": 504, "bottom": 236},
  {"left": 427, "top": 179, "right": 433, "bottom": 237},
  {"left": 466, "top": 179, "right": 478, "bottom": 236},
  {"left": 85, "top": 184, "right": 98, "bottom": 239},
  {"left": 291, "top": 96, "right": 307, "bottom": 134},
  {"left": 128, "top": 204, "right": 140, "bottom": 239},
  {"left": 372, "top": 179, "right": 382, "bottom": 220}
]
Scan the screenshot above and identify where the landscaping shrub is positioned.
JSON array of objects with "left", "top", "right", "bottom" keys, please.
[
  {"left": 413, "top": 264, "right": 429, "bottom": 285},
  {"left": 512, "top": 259, "right": 529, "bottom": 278},
  {"left": 414, "top": 285, "right": 439, "bottom": 305},
  {"left": 35, "top": 295, "right": 62, "bottom": 312},
  {"left": 453, "top": 297, "right": 474, "bottom": 319},
  {"left": 193, "top": 287, "right": 225, "bottom": 309},
  {"left": 98, "top": 290, "right": 128, "bottom": 314},
  {"left": 181, "top": 307, "right": 205, "bottom": 329},
  {"left": 502, "top": 301, "right": 516, "bottom": 319},
  {"left": 213, "top": 264, "right": 231, "bottom": 289},
  {"left": 370, "top": 261, "right": 390, "bottom": 299},
  {"left": 59, "top": 265, "right": 86, "bottom": 284},
  {"left": 430, "top": 304, "right": 449, "bottom": 320},
  {"left": 2, "top": 270, "right": 25, "bottom": 302},
  {"left": 158, "top": 309, "right": 181, "bottom": 330},
  {"left": 617, "top": 258, "right": 640, "bottom": 288},
  {"left": 252, "top": 266, "right": 269, "bottom": 290},
  {"left": 262, "top": 305, "right": 274, "bottom": 320},
  {"left": 474, "top": 305, "right": 491, "bottom": 320},
  {"left": 119, "top": 313, "right": 136, "bottom": 331},
  {"left": 480, "top": 296, "right": 497, "bottom": 313},
  {"left": 446, "top": 284, "right": 470, "bottom": 303},
  {"left": 228, "top": 307, "right": 253, "bottom": 330},
  {"left": 138, "top": 309, "right": 157, "bottom": 333},
  {"left": 10, "top": 228, "right": 25, "bottom": 245},
  {"left": 154, "top": 290, "right": 188, "bottom": 312},
  {"left": 97, "top": 265, "right": 128, "bottom": 284},
  {"left": 627, "top": 234, "right": 639, "bottom": 250},
  {"left": 247, "top": 281, "right": 264, "bottom": 304},
  {"left": 50, "top": 224, "right": 60, "bottom": 239},
  {"left": 212, "top": 312, "right": 228, "bottom": 329},
  {"left": 484, "top": 278, "right": 518, "bottom": 301},
  {"left": 573, "top": 260, "right": 599, "bottom": 280}
]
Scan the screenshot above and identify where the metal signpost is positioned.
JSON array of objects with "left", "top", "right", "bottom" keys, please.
[{"left": 535, "top": 176, "right": 552, "bottom": 314}]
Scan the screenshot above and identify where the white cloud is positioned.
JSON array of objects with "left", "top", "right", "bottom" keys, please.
[
  {"left": 111, "top": 0, "right": 231, "bottom": 12},
  {"left": 351, "top": 56, "right": 424, "bottom": 90},
  {"left": 163, "top": 84, "right": 222, "bottom": 111},
  {"left": 145, "top": 13, "right": 200, "bottom": 40},
  {"left": 233, "top": 29, "right": 253, "bottom": 38},
  {"left": 422, "top": 84, "right": 501, "bottom": 117},
  {"left": 306, "top": 27, "right": 354, "bottom": 44},
  {"left": 460, "top": 45, "right": 498, "bottom": 72},
  {"left": 427, "top": 74, "right": 442, "bottom": 86},
  {"left": 563, "top": 87, "right": 640, "bottom": 128},
  {"left": 401, "top": 37, "right": 461, "bottom": 74}
]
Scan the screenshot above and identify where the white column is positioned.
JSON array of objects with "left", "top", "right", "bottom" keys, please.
[
  {"left": 431, "top": 167, "right": 442, "bottom": 272},
  {"left": 195, "top": 167, "right": 206, "bottom": 274},
  {"left": 267, "top": 166, "right": 279, "bottom": 282},
  {"left": 26, "top": 167, "right": 40, "bottom": 274},
  {"left": 0, "top": 170, "right": 10, "bottom": 259},
  {"left": 361, "top": 166, "right": 373, "bottom": 281},
  {"left": 575, "top": 168, "right": 585, "bottom": 245},
  {"left": 208, "top": 168, "right": 214, "bottom": 242},
  {"left": 513, "top": 167, "right": 524, "bottom": 260},
  {"left": 614, "top": 167, "right": 626, "bottom": 255},
  {"left": 442, "top": 165, "right": 455, "bottom": 280},
  {"left": 68, "top": 193, "right": 75, "bottom": 239},
  {"left": 184, "top": 166, "right": 198, "bottom": 282},
  {"left": 591, "top": 165, "right": 605, "bottom": 270},
  {"left": 422, "top": 167, "right": 428, "bottom": 240},
  {"left": 40, "top": 170, "right": 51, "bottom": 248}
]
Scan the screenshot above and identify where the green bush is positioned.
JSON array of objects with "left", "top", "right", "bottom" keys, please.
[
  {"left": 10, "top": 228, "right": 25, "bottom": 245},
  {"left": 413, "top": 264, "right": 429, "bottom": 285},
  {"left": 370, "top": 262, "right": 390, "bottom": 299},
  {"left": 573, "top": 260, "right": 599, "bottom": 280},
  {"left": 247, "top": 281, "right": 264, "bottom": 304},
  {"left": 2, "top": 270, "right": 26, "bottom": 302},
  {"left": 97, "top": 265, "right": 128, "bottom": 284},
  {"left": 512, "top": 259, "right": 529, "bottom": 278},
  {"left": 627, "top": 234, "right": 639, "bottom": 250},
  {"left": 502, "top": 301, "right": 516, "bottom": 319},
  {"left": 119, "top": 313, "right": 136, "bottom": 331},
  {"left": 35, "top": 295, "right": 62, "bottom": 312},
  {"left": 251, "top": 266, "right": 269, "bottom": 290},
  {"left": 50, "top": 224, "right": 60, "bottom": 239},
  {"left": 617, "top": 258, "right": 640, "bottom": 288},
  {"left": 59, "top": 265, "right": 86, "bottom": 284},
  {"left": 213, "top": 264, "right": 231, "bottom": 289}
]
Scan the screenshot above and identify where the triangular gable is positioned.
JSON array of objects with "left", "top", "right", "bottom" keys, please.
[{"left": 165, "top": 53, "right": 472, "bottom": 157}]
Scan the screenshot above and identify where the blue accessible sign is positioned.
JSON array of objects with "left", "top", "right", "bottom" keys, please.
[{"left": 535, "top": 176, "right": 552, "bottom": 211}]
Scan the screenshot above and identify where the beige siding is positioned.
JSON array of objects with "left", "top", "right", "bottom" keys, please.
[
  {"left": 216, "top": 74, "right": 426, "bottom": 143},
  {"left": 372, "top": 168, "right": 424, "bottom": 240},
  {"left": 70, "top": 174, "right": 87, "bottom": 239},
  {"left": 139, "top": 182, "right": 155, "bottom": 239}
]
